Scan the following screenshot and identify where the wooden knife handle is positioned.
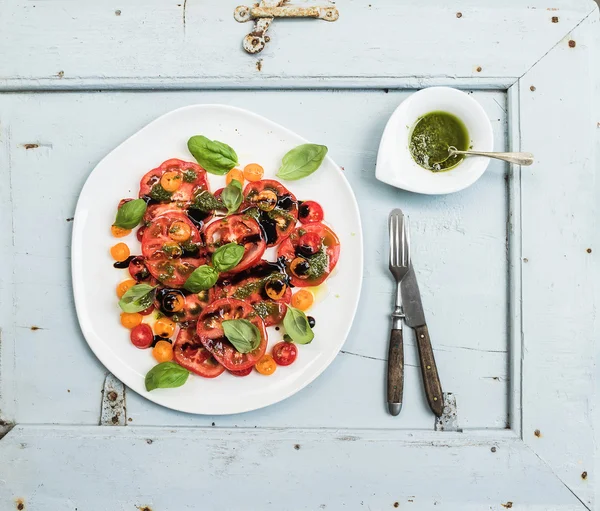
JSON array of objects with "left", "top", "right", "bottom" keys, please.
[
  {"left": 387, "top": 328, "right": 404, "bottom": 415},
  {"left": 414, "top": 324, "right": 444, "bottom": 417}
]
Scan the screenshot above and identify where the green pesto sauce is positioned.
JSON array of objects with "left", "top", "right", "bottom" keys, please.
[
  {"left": 306, "top": 248, "right": 328, "bottom": 280},
  {"left": 190, "top": 190, "right": 223, "bottom": 213},
  {"left": 149, "top": 183, "right": 173, "bottom": 202},
  {"left": 183, "top": 169, "right": 198, "bottom": 183},
  {"left": 409, "top": 111, "right": 469, "bottom": 172}
]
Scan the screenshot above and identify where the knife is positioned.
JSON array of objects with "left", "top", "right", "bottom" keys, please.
[{"left": 401, "top": 265, "right": 444, "bottom": 417}]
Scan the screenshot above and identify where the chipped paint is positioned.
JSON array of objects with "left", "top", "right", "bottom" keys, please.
[
  {"left": 435, "top": 393, "right": 461, "bottom": 432},
  {"left": 22, "top": 143, "right": 39, "bottom": 149},
  {"left": 501, "top": 503, "right": 513, "bottom": 509}
]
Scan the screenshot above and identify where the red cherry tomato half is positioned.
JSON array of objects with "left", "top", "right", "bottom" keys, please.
[
  {"left": 128, "top": 256, "right": 150, "bottom": 282},
  {"left": 130, "top": 324, "right": 153, "bottom": 349},
  {"left": 297, "top": 232, "right": 322, "bottom": 256},
  {"left": 298, "top": 200, "right": 324, "bottom": 224},
  {"left": 139, "top": 305, "right": 155, "bottom": 316},
  {"left": 229, "top": 367, "right": 253, "bottom": 377},
  {"left": 272, "top": 341, "right": 298, "bottom": 366}
]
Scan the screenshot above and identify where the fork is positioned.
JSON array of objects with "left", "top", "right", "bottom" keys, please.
[{"left": 387, "top": 209, "right": 411, "bottom": 416}]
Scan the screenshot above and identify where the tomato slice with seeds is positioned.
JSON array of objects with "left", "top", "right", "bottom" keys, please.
[
  {"left": 298, "top": 200, "right": 324, "bottom": 224},
  {"left": 173, "top": 325, "right": 225, "bottom": 378},
  {"left": 196, "top": 298, "right": 267, "bottom": 372},
  {"left": 229, "top": 367, "right": 252, "bottom": 377},
  {"left": 139, "top": 159, "right": 209, "bottom": 203},
  {"left": 213, "top": 260, "right": 291, "bottom": 327},
  {"left": 176, "top": 290, "right": 213, "bottom": 323},
  {"left": 272, "top": 341, "right": 298, "bottom": 366},
  {"left": 141, "top": 212, "right": 206, "bottom": 288},
  {"left": 242, "top": 180, "right": 298, "bottom": 247},
  {"left": 277, "top": 222, "right": 340, "bottom": 287},
  {"left": 204, "top": 215, "right": 266, "bottom": 274}
]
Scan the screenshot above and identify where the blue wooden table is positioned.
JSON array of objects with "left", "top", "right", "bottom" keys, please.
[{"left": 0, "top": 1, "right": 598, "bottom": 509}]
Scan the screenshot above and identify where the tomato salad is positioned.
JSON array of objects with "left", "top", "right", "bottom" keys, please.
[{"left": 110, "top": 137, "right": 337, "bottom": 392}]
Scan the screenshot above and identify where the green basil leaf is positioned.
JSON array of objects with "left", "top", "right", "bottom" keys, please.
[
  {"left": 113, "top": 198, "right": 147, "bottom": 229},
  {"left": 183, "top": 265, "right": 219, "bottom": 292},
  {"left": 283, "top": 306, "right": 314, "bottom": 344},
  {"left": 118, "top": 284, "right": 156, "bottom": 313},
  {"left": 145, "top": 362, "right": 189, "bottom": 392},
  {"left": 221, "top": 179, "right": 243, "bottom": 215},
  {"left": 212, "top": 243, "right": 245, "bottom": 272},
  {"left": 188, "top": 135, "right": 238, "bottom": 175},
  {"left": 276, "top": 143, "right": 328, "bottom": 181},
  {"left": 222, "top": 319, "right": 261, "bottom": 354}
]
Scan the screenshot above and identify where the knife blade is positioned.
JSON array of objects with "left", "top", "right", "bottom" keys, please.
[{"left": 400, "top": 265, "right": 444, "bottom": 417}]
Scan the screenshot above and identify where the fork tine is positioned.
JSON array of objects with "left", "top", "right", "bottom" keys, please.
[
  {"left": 389, "top": 214, "right": 394, "bottom": 266},
  {"left": 404, "top": 216, "right": 411, "bottom": 266},
  {"left": 400, "top": 215, "right": 405, "bottom": 268}
]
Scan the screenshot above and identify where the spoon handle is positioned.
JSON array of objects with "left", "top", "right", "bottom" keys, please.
[{"left": 454, "top": 149, "right": 534, "bottom": 166}]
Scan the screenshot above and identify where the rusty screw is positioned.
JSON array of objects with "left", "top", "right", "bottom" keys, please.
[
  {"left": 581, "top": 471, "right": 588, "bottom": 480},
  {"left": 456, "top": 12, "right": 462, "bottom": 18},
  {"left": 530, "top": 85, "right": 536, "bottom": 92},
  {"left": 107, "top": 391, "right": 118, "bottom": 402},
  {"left": 294, "top": 444, "right": 300, "bottom": 450},
  {"left": 551, "top": 16, "right": 559, "bottom": 23},
  {"left": 115, "top": 9, "right": 121, "bottom": 16},
  {"left": 17, "top": 503, "right": 24, "bottom": 511},
  {"left": 586, "top": 248, "right": 592, "bottom": 254},
  {"left": 568, "top": 40, "right": 576, "bottom": 48},
  {"left": 476, "top": 66, "right": 482, "bottom": 72},
  {"left": 491, "top": 446, "right": 497, "bottom": 453},
  {"left": 534, "top": 429, "right": 541, "bottom": 438}
]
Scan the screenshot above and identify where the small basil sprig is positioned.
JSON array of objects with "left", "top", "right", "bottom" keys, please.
[
  {"left": 212, "top": 243, "right": 245, "bottom": 272},
  {"left": 222, "top": 319, "right": 261, "bottom": 354},
  {"left": 276, "top": 143, "right": 328, "bottom": 181},
  {"left": 283, "top": 305, "right": 314, "bottom": 344},
  {"left": 113, "top": 198, "right": 147, "bottom": 229},
  {"left": 221, "top": 179, "right": 243, "bottom": 215},
  {"left": 188, "top": 135, "right": 238, "bottom": 175},
  {"left": 118, "top": 283, "right": 156, "bottom": 313},
  {"left": 184, "top": 265, "right": 219, "bottom": 293},
  {"left": 145, "top": 362, "right": 189, "bottom": 391}
]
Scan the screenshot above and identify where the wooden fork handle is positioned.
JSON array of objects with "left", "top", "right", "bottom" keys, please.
[
  {"left": 387, "top": 328, "right": 404, "bottom": 415},
  {"left": 414, "top": 324, "right": 444, "bottom": 417}
]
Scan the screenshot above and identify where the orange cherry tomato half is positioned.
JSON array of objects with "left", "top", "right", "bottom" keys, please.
[
  {"left": 116, "top": 279, "right": 136, "bottom": 298},
  {"left": 168, "top": 220, "right": 192, "bottom": 242},
  {"left": 243, "top": 163, "right": 264, "bottom": 182},
  {"left": 120, "top": 312, "right": 142, "bottom": 329},
  {"left": 111, "top": 225, "right": 132, "bottom": 238},
  {"left": 111, "top": 242, "right": 130, "bottom": 262},
  {"left": 291, "top": 289, "right": 314, "bottom": 311},
  {"left": 160, "top": 171, "right": 183, "bottom": 192},
  {"left": 152, "top": 340, "right": 174, "bottom": 363},
  {"left": 255, "top": 354, "right": 277, "bottom": 375},
  {"left": 226, "top": 168, "right": 244, "bottom": 186},
  {"left": 154, "top": 317, "right": 176, "bottom": 338},
  {"left": 272, "top": 341, "right": 298, "bottom": 366}
]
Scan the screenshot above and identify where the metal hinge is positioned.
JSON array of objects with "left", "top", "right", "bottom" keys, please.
[
  {"left": 235, "top": 1, "right": 339, "bottom": 54},
  {"left": 434, "top": 393, "right": 462, "bottom": 432},
  {"left": 100, "top": 373, "right": 127, "bottom": 426}
]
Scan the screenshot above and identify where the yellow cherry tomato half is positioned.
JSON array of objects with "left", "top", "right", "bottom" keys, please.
[
  {"left": 255, "top": 354, "right": 277, "bottom": 376},
  {"left": 291, "top": 289, "right": 314, "bottom": 311},
  {"left": 243, "top": 163, "right": 264, "bottom": 182},
  {"left": 154, "top": 317, "right": 176, "bottom": 338},
  {"left": 111, "top": 225, "right": 132, "bottom": 238},
  {"left": 152, "top": 340, "right": 174, "bottom": 363},
  {"left": 110, "top": 242, "right": 130, "bottom": 262},
  {"left": 226, "top": 168, "right": 244, "bottom": 186},
  {"left": 160, "top": 171, "right": 183, "bottom": 192},
  {"left": 168, "top": 220, "right": 192, "bottom": 242},
  {"left": 256, "top": 189, "right": 278, "bottom": 212},
  {"left": 116, "top": 279, "right": 136, "bottom": 298},
  {"left": 120, "top": 312, "right": 143, "bottom": 329}
]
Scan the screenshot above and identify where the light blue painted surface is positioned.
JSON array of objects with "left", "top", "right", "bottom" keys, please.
[{"left": 0, "top": 1, "right": 598, "bottom": 509}]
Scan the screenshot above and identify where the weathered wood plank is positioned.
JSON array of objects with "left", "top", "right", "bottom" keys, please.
[
  {"left": 519, "top": 11, "right": 598, "bottom": 509},
  {"left": 0, "top": 0, "right": 595, "bottom": 89},
  {"left": 0, "top": 90, "right": 510, "bottom": 428},
  {"left": 0, "top": 425, "right": 586, "bottom": 511}
]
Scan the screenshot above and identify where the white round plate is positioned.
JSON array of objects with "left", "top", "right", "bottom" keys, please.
[
  {"left": 72, "top": 104, "right": 363, "bottom": 415},
  {"left": 376, "top": 86, "right": 494, "bottom": 195}
]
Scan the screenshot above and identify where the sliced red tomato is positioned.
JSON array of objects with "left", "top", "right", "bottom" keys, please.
[
  {"left": 277, "top": 222, "right": 341, "bottom": 287},
  {"left": 298, "top": 200, "right": 324, "bottom": 224},
  {"left": 272, "top": 341, "right": 298, "bottom": 366},
  {"left": 229, "top": 367, "right": 252, "bottom": 377},
  {"left": 139, "top": 159, "right": 209, "bottom": 203},
  {"left": 141, "top": 212, "right": 205, "bottom": 288},
  {"left": 242, "top": 180, "right": 298, "bottom": 247},
  {"left": 143, "top": 202, "right": 187, "bottom": 224},
  {"left": 204, "top": 215, "right": 266, "bottom": 274},
  {"left": 175, "top": 290, "right": 213, "bottom": 323},
  {"left": 196, "top": 298, "right": 267, "bottom": 372},
  {"left": 173, "top": 325, "right": 225, "bottom": 378},
  {"left": 213, "top": 261, "right": 291, "bottom": 327}
]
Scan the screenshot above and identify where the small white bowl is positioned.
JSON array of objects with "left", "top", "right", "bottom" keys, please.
[{"left": 376, "top": 87, "right": 494, "bottom": 195}]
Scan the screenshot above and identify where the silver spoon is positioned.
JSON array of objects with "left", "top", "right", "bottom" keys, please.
[{"left": 443, "top": 146, "right": 534, "bottom": 166}]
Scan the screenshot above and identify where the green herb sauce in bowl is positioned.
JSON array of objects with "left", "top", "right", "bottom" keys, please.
[{"left": 409, "top": 111, "right": 469, "bottom": 172}]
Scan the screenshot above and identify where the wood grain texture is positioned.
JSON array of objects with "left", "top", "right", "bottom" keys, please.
[
  {"left": 0, "top": 425, "right": 587, "bottom": 511},
  {"left": 414, "top": 324, "right": 444, "bottom": 417},
  {"left": 387, "top": 329, "right": 404, "bottom": 409},
  {"left": 0, "top": 90, "right": 510, "bottom": 429},
  {"left": 0, "top": 0, "right": 596, "bottom": 90},
  {"left": 519, "top": 11, "right": 599, "bottom": 510}
]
